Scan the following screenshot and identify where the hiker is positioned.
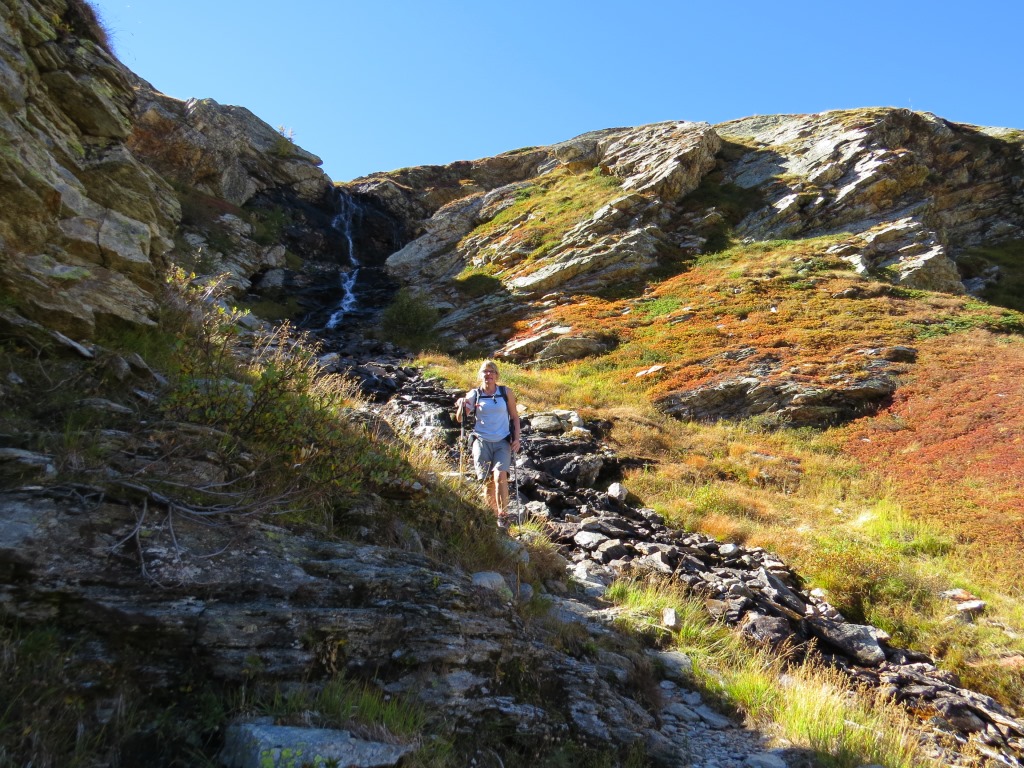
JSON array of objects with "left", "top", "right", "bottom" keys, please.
[{"left": 455, "top": 360, "right": 521, "bottom": 525}]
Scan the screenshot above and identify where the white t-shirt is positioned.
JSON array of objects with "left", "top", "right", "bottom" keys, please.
[{"left": 468, "top": 386, "right": 510, "bottom": 442}]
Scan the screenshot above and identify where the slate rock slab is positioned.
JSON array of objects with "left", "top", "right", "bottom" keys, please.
[{"left": 221, "top": 723, "right": 413, "bottom": 768}]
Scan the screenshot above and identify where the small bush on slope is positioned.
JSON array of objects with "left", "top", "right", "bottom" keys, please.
[{"left": 380, "top": 288, "right": 442, "bottom": 352}]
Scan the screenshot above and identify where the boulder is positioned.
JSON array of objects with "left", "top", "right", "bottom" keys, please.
[
  {"left": 529, "top": 413, "right": 567, "bottom": 434},
  {"left": 510, "top": 225, "right": 665, "bottom": 296},
  {"left": 385, "top": 193, "right": 486, "bottom": 282},
  {"left": 809, "top": 620, "right": 887, "bottom": 667},
  {"left": 649, "top": 650, "right": 693, "bottom": 683},
  {"left": 596, "top": 121, "right": 721, "bottom": 200},
  {"left": 657, "top": 369, "right": 899, "bottom": 428},
  {"left": 535, "top": 335, "right": 612, "bottom": 366},
  {"left": 496, "top": 326, "right": 573, "bottom": 361},
  {"left": 221, "top": 723, "right": 413, "bottom": 768},
  {"left": 574, "top": 531, "right": 609, "bottom": 551},
  {"left": 740, "top": 614, "right": 797, "bottom": 650}
]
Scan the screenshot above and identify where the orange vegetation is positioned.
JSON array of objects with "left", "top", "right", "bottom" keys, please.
[
  {"left": 529, "top": 239, "right": 958, "bottom": 399},
  {"left": 842, "top": 331, "right": 1024, "bottom": 565}
]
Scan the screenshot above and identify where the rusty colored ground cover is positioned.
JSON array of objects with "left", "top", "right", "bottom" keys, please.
[
  {"left": 842, "top": 331, "right": 1024, "bottom": 583},
  {"left": 532, "top": 240, "right": 935, "bottom": 399}
]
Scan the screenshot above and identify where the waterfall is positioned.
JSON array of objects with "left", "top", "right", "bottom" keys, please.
[{"left": 326, "top": 191, "right": 362, "bottom": 330}]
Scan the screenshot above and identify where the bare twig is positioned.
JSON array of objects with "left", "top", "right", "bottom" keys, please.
[
  {"left": 134, "top": 499, "right": 151, "bottom": 582},
  {"left": 110, "top": 498, "right": 148, "bottom": 553},
  {"left": 166, "top": 506, "right": 181, "bottom": 563}
]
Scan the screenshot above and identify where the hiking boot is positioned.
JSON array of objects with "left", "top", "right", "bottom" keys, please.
[{"left": 496, "top": 515, "right": 510, "bottom": 529}]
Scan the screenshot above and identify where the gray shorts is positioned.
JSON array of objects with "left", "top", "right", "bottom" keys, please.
[{"left": 472, "top": 437, "right": 511, "bottom": 480}]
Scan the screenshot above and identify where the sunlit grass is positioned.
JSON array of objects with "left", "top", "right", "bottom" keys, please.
[
  {"left": 613, "top": 406, "right": 1024, "bottom": 697},
  {"left": 456, "top": 166, "right": 624, "bottom": 277},
  {"left": 747, "top": 663, "right": 925, "bottom": 768},
  {"left": 604, "top": 577, "right": 930, "bottom": 768},
  {"left": 509, "top": 516, "right": 569, "bottom": 586},
  {"left": 417, "top": 237, "right": 1024, "bottom": 717}
]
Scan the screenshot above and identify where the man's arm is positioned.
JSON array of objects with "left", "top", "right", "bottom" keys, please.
[{"left": 455, "top": 390, "right": 475, "bottom": 424}]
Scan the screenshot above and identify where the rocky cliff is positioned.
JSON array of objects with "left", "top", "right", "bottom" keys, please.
[{"left": 0, "top": 0, "right": 370, "bottom": 345}]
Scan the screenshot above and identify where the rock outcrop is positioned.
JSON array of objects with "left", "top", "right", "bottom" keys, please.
[
  {"left": 0, "top": 0, "right": 347, "bottom": 342},
  {"left": 0, "top": 466, "right": 774, "bottom": 768},
  {"left": 129, "top": 93, "right": 332, "bottom": 208},
  {"left": 1, "top": 0, "right": 178, "bottom": 336},
  {"left": 654, "top": 345, "right": 916, "bottom": 428},
  {"left": 374, "top": 121, "right": 721, "bottom": 303},
  {"left": 718, "top": 109, "right": 1024, "bottom": 292},
  {"left": 351, "top": 107, "right": 1023, "bottom": 364}
]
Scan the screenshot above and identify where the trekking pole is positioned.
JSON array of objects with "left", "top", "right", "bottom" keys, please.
[
  {"left": 510, "top": 445, "right": 522, "bottom": 525},
  {"left": 458, "top": 412, "right": 466, "bottom": 477}
]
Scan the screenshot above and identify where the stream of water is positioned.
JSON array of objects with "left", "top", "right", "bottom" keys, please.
[{"left": 326, "top": 191, "right": 362, "bottom": 330}]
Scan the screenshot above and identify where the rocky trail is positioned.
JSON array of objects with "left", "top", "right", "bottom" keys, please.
[{"left": 330, "top": 337, "right": 1024, "bottom": 768}]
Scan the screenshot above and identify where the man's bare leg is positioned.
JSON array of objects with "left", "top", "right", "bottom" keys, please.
[
  {"left": 496, "top": 470, "right": 509, "bottom": 517},
  {"left": 483, "top": 481, "right": 498, "bottom": 515}
]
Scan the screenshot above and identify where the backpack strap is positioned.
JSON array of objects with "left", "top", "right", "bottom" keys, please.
[{"left": 474, "top": 386, "right": 506, "bottom": 401}]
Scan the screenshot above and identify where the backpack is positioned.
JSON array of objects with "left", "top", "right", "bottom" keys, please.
[
  {"left": 473, "top": 385, "right": 506, "bottom": 404},
  {"left": 460, "top": 386, "right": 509, "bottom": 439}
]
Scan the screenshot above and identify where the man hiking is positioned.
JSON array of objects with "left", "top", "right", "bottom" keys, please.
[{"left": 455, "top": 360, "right": 521, "bottom": 527}]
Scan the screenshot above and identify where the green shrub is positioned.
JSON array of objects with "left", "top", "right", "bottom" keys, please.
[
  {"left": 248, "top": 205, "right": 292, "bottom": 245},
  {"left": 453, "top": 271, "right": 503, "bottom": 298},
  {"left": 271, "top": 126, "right": 296, "bottom": 158},
  {"left": 380, "top": 288, "right": 440, "bottom": 350}
]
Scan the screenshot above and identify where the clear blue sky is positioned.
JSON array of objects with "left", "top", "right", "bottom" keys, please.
[{"left": 89, "top": 1, "right": 1024, "bottom": 183}]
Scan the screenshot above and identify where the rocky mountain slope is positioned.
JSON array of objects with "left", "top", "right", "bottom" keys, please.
[
  {"left": 363, "top": 110, "right": 1022, "bottom": 306},
  {"left": 2, "top": 0, "right": 1024, "bottom": 766},
  {"left": 349, "top": 108, "right": 1023, "bottom": 430}
]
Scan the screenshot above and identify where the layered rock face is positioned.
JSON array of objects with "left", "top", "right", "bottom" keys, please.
[
  {"left": 718, "top": 109, "right": 1024, "bottom": 291},
  {"left": 0, "top": 0, "right": 344, "bottom": 344},
  {"left": 0, "top": 487, "right": 669, "bottom": 753},
  {"left": 0, "top": 0, "right": 177, "bottom": 337},
  {"left": 366, "top": 121, "right": 721, "bottom": 299}
]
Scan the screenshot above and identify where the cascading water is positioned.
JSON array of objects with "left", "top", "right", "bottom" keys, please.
[{"left": 326, "top": 191, "right": 362, "bottom": 329}]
